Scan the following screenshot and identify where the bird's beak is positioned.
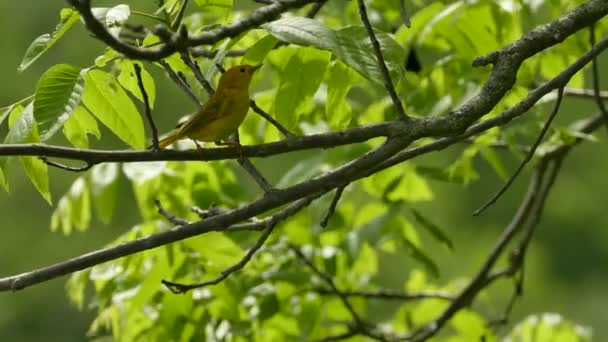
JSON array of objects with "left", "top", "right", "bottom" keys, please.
[{"left": 252, "top": 64, "right": 263, "bottom": 72}]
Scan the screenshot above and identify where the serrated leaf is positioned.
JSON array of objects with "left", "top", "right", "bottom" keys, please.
[
  {"left": 326, "top": 61, "right": 358, "bottom": 130},
  {"left": 5, "top": 103, "right": 51, "bottom": 203},
  {"left": 19, "top": 8, "right": 81, "bottom": 72},
  {"left": 90, "top": 164, "right": 119, "bottom": 224},
  {"left": 241, "top": 35, "right": 279, "bottom": 66},
  {"left": 63, "top": 106, "right": 100, "bottom": 148},
  {"left": 411, "top": 209, "right": 453, "bottom": 251},
  {"left": 82, "top": 70, "right": 146, "bottom": 148},
  {"left": 117, "top": 60, "right": 156, "bottom": 109},
  {"left": 33, "top": 64, "right": 85, "bottom": 140},
  {"left": 273, "top": 47, "right": 330, "bottom": 129}
]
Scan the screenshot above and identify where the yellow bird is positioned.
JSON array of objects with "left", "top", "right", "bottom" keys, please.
[{"left": 158, "top": 64, "right": 262, "bottom": 149}]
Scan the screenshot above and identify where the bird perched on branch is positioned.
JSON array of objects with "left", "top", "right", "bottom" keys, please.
[{"left": 158, "top": 64, "right": 262, "bottom": 149}]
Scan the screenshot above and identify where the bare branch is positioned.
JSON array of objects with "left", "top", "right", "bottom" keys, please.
[
  {"left": 312, "top": 288, "right": 454, "bottom": 302},
  {"left": 588, "top": 24, "right": 608, "bottom": 132},
  {"left": 158, "top": 60, "right": 201, "bottom": 106},
  {"left": 162, "top": 221, "right": 275, "bottom": 293},
  {"left": 320, "top": 186, "right": 345, "bottom": 228},
  {"left": 474, "top": 87, "right": 564, "bottom": 216},
  {"left": 39, "top": 157, "right": 93, "bottom": 172},
  {"left": 134, "top": 63, "right": 160, "bottom": 150},
  {"left": 66, "top": 0, "right": 321, "bottom": 61},
  {"left": 357, "top": 0, "right": 408, "bottom": 120},
  {"left": 154, "top": 199, "right": 189, "bottom": 226}
]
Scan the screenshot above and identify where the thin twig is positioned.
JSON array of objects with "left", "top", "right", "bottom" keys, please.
[
  {"left": 162, "top": 220, "right": 275, "bottom": 293},
  {"left": 402, "top": 162, "right": 549, "bottom": 342},
  {"left": 357, "top": 0, "right": 408, "bottom": 120},
  {"left": 67, "top": 0, "right": 320, "bottom": 61},
  {"left": 290, "top": 245, "right": 363, "bottom": 325},
  {"left": 161, "top": 194, "right": 320, "bottom": 293},
  {"left": 399, "top": 0, "right": 411, "bottom": 28},
  {"left": 312, "top": 288, "right": 455, "bottom": 301},
  {"left": 320, "top": 186, "right": 345, "bottom": 228},
  {"left": 588, "top": 24, "right": 608, "bottom": 132},
  {"left": 39, "top": 157, "right": 94, "bottom": 172},
  {"left": 473, "top": 87, "right": 565, "bottom": 216},
  {"left": 154, "top": 199, "right": 189, "bottom": 226},
  {"left": 234, "top": 133, "right": 276, "bottom": 193},
  {"left": 251, "top": 100, "right": 295, "bottom": 138},
  {"left": 158, "top": 60, "right": 201, "bottom": 105},
  {"left": 134, "top": 63, "right": 160, "bottom": 150},
  {"left": 563, "top": 87, "right": 608, "bottom": 99},
  {"left": 180, "top": 52, "right": 215, "bottom": 95}
]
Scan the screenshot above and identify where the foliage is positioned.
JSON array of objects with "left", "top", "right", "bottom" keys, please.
[{"left": 1, "top": 0, "right": 606, "bottom": 341}]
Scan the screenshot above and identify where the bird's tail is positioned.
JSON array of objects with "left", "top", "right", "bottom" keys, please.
[{"left": 158, "top": 129, "right": 181, "bottom": 148}]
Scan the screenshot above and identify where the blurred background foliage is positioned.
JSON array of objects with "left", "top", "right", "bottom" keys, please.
[{"left": 0, "top": 0, "right": 607, "bottom": 341}]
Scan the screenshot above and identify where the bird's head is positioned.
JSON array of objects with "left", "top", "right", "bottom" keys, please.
[{"left": 217, "top": 64, "right": 262, "bottom": 91}]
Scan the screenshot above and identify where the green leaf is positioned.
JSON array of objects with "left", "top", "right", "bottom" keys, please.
[
  {"left": 33, "top": 64, "right": 85, "bottom": 140},
  {"left": 263, "top": 18, "right": 405, "bottom": 85},
  {"left": 411, "top": 209, "right": 453, "bottom": 251},
  {"left": 90, "top": 164, "right": 119, "bottom": 224},
  {"left": 18, "top": 8, "right": 81, "bottom": 72},
  {"left": 480, "top": 146, "right": 508, "bottom": 180},
  {"left": 83, "top": 70, "right": 146, "bottom": 148},
  {"left": 402, "top": 237, "right": 439, "bottom": 278},
  {"left": 67, "top": 177, "right": 92, "bottom": 231},
  {"left": 5, "top": 103, "right": 52, "bottom": 204},
  {"left": 0, "top": 104, "right": 28, "bottom": 192},
  {"left": 273, "top": 47, "right": 330, "bottom": 129},
  {"left": 263, "top": 17, "right": 336, "bottom": 51},
  {"left": 194, "top": 0, "right": 233, "bottom": 9},
  {"left": 63, "top": 106, "right": 100, "bottom": 148},
  {"left": 333, "top": 26, "right": 406, "bottom": 84},
  {"left": 66, "top": 270, "right": 89, "bottom": 309},
  {"left": 122, "top": 162, "right": 167, "bottom": 185},
  {"left": 351, "top": 242, "right": 378, "bottom": 276},
  {"left": 117, "top": 61, "right": 156, "bottom": 109},
  {"left": 184, "top": 232, "right": 244, "bottom": 269},
  {"left": 241, "top": 35, "right": 279, "bottom": 66},
  {"left": 325, "top": 61, "right": 358, "bottom": 130}
]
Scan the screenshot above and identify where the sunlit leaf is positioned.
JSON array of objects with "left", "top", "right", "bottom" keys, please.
[
  {"left": 117, "top": 60, "right": 156, "bottom": 109},
  {"left": 90, "top": 164, "right": 119, "bottom": 224},
  {"left": 6, "top": 103, "right": 51, "bottom": 204},
  {"left": 325, "top": 60, "right": 358, "bottom": 130},
  {"left": 18, "top": 8, "right": 80, "bottom": 72},
  {"left": 63, "top": 106, "right": 100, "bottom": 148},
  {"left": 33, "top": 64, "right": 85, "bottom": 140},
  {"left": 273, "top": 47, "right": 331, "bottom": 129},
  {"left": 241, "top": 34, "right": 279, "bottom": 66},
  {"left": 83, "top": 70, "right": 146, "bottom": 148}
]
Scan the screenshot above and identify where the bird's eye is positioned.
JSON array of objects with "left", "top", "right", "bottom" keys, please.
[{"left": 240, "top": 68, "right": 245, "bottom": 72}]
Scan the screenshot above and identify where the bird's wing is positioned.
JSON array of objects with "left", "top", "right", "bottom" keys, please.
[{"left": 177, "top": 94, "right": 226, "bottom": 136}]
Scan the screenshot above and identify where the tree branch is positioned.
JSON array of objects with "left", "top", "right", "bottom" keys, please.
[
  {"left": 357, "top": 0, "right": 408, "bottom": 120},
  {"left": 66, "top": 0, "right": 321, "bottom": 61}
]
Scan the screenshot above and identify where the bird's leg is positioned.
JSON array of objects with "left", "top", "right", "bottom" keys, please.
[
  {"left": 191, "top": 139, "right": 206, "bottom": 159},
  {"left": 215, "top": 140, "right": 244, "bottom": 159}
]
